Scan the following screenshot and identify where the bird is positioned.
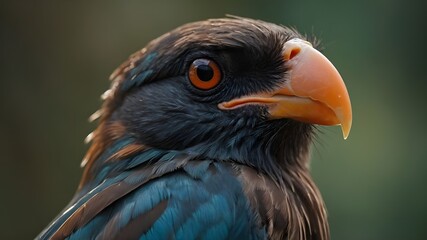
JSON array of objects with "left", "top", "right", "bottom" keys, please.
[{"left": 37, "top": 16, "right": 352, "bottom": 240}]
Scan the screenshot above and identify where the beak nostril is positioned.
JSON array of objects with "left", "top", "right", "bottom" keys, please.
[
  {"left": 284, "top": 46, "right": 301, "bottom": 61},
  {"left": 289, "top": 48, "right": 301, "bottom": 60},
  {"left": 284, "top": 38, "right": 312, "bottom": 60}
]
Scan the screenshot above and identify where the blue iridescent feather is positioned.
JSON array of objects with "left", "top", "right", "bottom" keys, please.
[{"left": 38, "top": 138, "right": 266, "bottom": 240}]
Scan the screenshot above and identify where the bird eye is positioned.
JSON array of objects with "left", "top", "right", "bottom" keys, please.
[{"left": 188, "top": 58, "right": 222, "bottom": 90}]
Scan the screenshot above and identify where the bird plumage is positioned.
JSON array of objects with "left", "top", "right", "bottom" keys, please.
[{"left": 38, "top": 17, "right": 351, "bottom": 240}]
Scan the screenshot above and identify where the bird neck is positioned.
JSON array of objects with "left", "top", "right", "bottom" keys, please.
[
  {"left": 182, "top": 119, "right": 314, "bottom": 184},
  {"left": 78, "top": 121, "right": 329, "bottom": 240},
  {"left": 80, "top": 118, "right": 314, "bottom": 187}
]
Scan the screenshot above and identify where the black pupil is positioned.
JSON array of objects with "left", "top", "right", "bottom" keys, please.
[{"left": 196, "top": 64, "right": 214, "bottom": 81}]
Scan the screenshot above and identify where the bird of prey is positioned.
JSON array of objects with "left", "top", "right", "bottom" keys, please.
[{"left": 37, "top": 17, "right": 352, "bottom": 240}]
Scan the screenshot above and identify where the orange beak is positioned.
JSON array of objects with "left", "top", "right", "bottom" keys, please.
[{"left": 219, "top": 38, "right": 352, "bottom": 139}]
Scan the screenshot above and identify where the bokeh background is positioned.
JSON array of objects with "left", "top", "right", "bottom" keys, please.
[{"left": 1, "top": 0, "right": 426, "bottom": 239}]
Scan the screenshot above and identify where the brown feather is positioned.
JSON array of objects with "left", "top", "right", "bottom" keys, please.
[
  {"left": 79, "top": 121, "right": 129, "bottom": 188},
  {"left": 51, "top": 181, "right": 136, "bottom": 240},
  {"left": 107, "top": 143, "right": 146, "bottom": 162},
  {"left": 234, "top": 163, "right": 329, "bottom": 240},
  {"left": 94, "top": 199, "right": 168, "bottom": 240},
  {"left": 110, "top": 200, "right": 168, "bottom": 240}
]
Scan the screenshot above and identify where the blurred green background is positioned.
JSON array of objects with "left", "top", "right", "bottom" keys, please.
[{"left": 1, "top": 0, "right": 426, "bottom": 239}]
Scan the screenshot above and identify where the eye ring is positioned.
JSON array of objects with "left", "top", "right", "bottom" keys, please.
[{"left": 188, "top": 58, "right": 222, "bottom": 90}]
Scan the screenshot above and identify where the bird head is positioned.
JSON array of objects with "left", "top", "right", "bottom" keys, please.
[{"left": 82, "top": 17, "right": 352, "bottom": 184}]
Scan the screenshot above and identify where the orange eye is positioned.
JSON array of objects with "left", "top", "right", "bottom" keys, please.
[{"left": 188, "top": 59, "right": 222, "bottom": 90}]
